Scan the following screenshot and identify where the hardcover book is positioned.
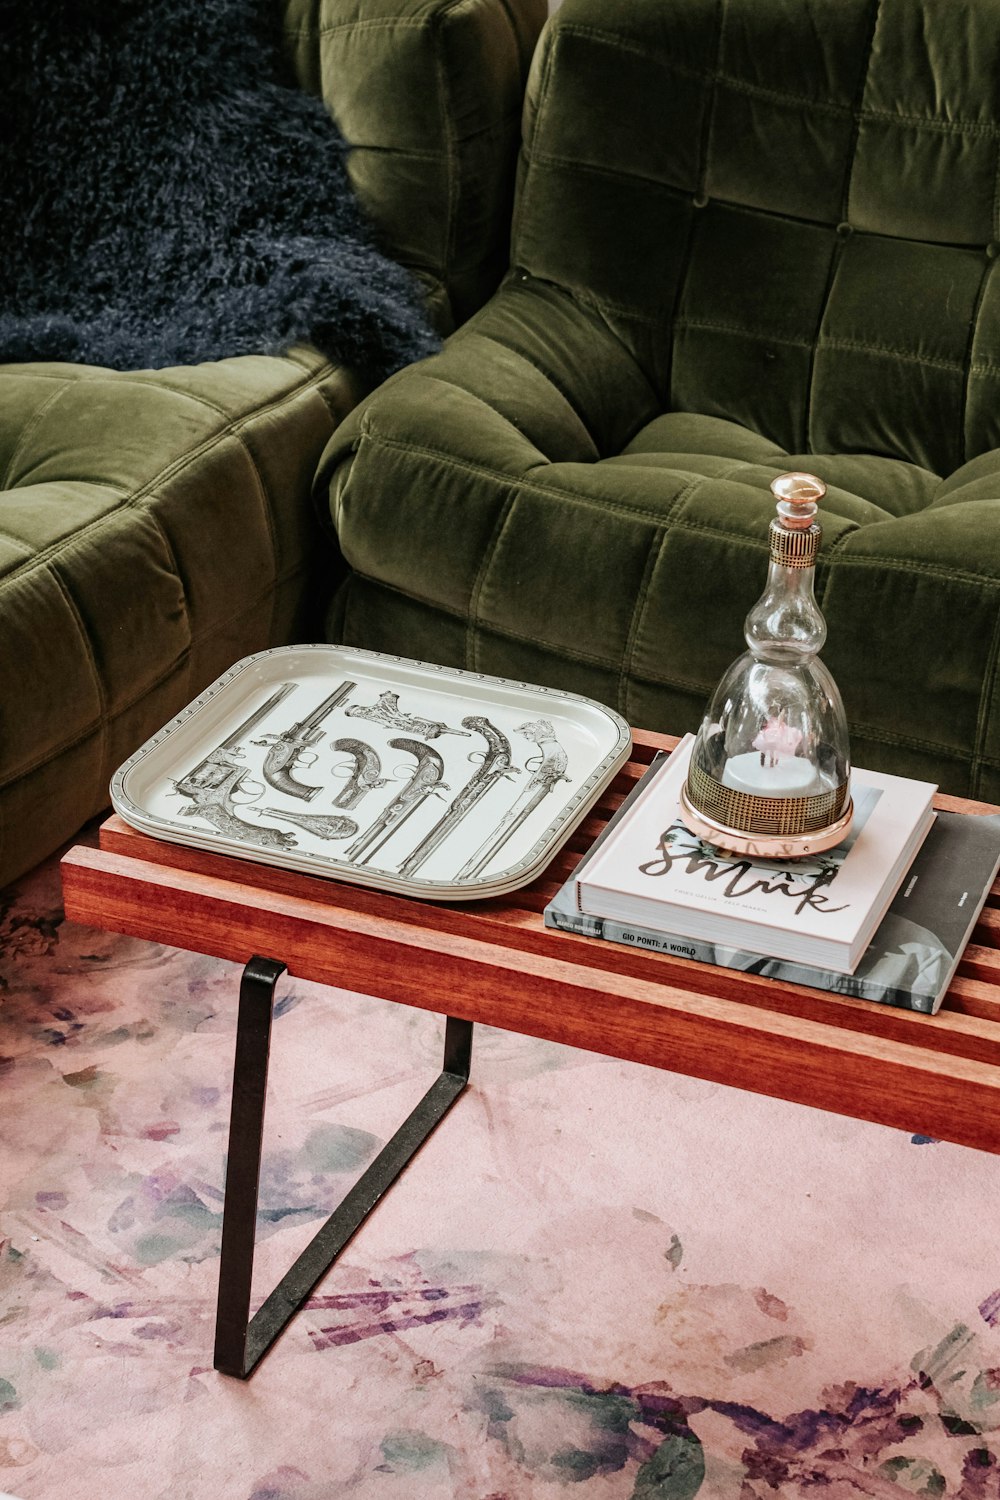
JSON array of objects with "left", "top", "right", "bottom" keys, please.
[
  {"left": 547, "top": 749, "right": 1000, "bottom": 1012},
  {"left": 573, "top": 738, "right": 937, "bottom": 973}
]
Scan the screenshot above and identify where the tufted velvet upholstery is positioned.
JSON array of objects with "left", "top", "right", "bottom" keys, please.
[
  {"left": 0, "top": 353, "right": 361, "bottom": 886},
  {"left": 317, "top": 0, "right": 1000, "bottom": 800},
  {"left": 0, "top": 0, "right": 545, "bottom": 888}
]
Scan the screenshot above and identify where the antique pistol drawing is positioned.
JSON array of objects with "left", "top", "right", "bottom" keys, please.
[
  {"left": 456, "top": 718, "right": 570, "bottom": 880},
  {"left": 253, "top": 680, "right": 355, "bottom": 800},
  {"left": 345, "top": 691, "right": 470, "bottom": 741},
  {"left": 173, "top": 686, "right": 298, "bottom": 850},
  {"left": 262, "top": 808, "right": 358, "bottom": 840},
  {"left": 329, "top": 737, "right": 387, "bottom": 809},
  {"left": 397, "top": 716, "right": 518, "bottom": 879},
  {"left": 344, "top": 738, "right": 447, "bottom": 866}
]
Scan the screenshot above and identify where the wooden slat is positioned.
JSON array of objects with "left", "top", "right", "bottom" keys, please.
[
  {"left": 92, "top": 815, "right": 1000, "bottom": 1058},
  {"left": 61, "top": 734, "right": 1000, "bottom": 1160},
  {"left": 60, "top": 842, "right": 1000, "bottom": 1155},
  {"left": 90, "top": 814, "right": 1000, "bottom": 1051},
  {"left": 958, "top": 942, "right": 1000, "bottom": 985},
  {"left": 629, "top": 728, "right": 675, "bottom": 760}
]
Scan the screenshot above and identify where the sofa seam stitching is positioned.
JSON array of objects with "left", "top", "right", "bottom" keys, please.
[
  {"left": 3, "top": 479, "right": 131, "bottom": 499},
  {"left": 220, "top": 424, "right": 283, "bottom": 645},
  {"left": 132, "top": 502, "right": 195, "bottom": 706},
  {"left": 513, "top": 15, "right": 559, "bottom": 263},
  {"left": 431, "top": 8, "right": 459, "bottom": 294},
  {"left": 2, "top": 384, "right": 69, "bottom": 491},
  {"left": 804, "top": 235, "right": 846, "bottom": 452},
  {"left": 677, "top": 317, "right": 814, "bottom": 350},
  {"left": 543, "top": 24, "right": 842, "bottom": 119},
  {"left": 352, "top": 435, "right": 996, "bottom": 585},
  {"left": 822, "top": 552, "right": 1000, "bottom": 588},
  {"left": 0, "top": 359, "right": 334, "bottom": 411},
  {"left": 843, "top": 723, "right": 993, "bottom": 760},
  {"left": 548, "top": 20, "right": 1000, "bottom": 139},
  {"left": 959, "top": 259, "right": 993, "bottom": 466},
  {"left": 818, "top": 335, "right": 964, "bottom": 374},
  {"left": 0, "top": 530, "right": 37, "bottom": 558},
  {"left": 971, "top": 599, "right": 1000, "bottom": 796},
  {"left": 349, "top": 425, "right": 809, "bottom": 534},
  {"left": 283, "top": 17, "right": 446, "bottom": 38},
  {"left": 462, "top": 328, "right": 602, "bottom": 454},
  {"left": 694, "top": 0, "right": 726, "bottom": 206},
  {"left": 348, "top": 565, "right": 637, "bottom": 674},
  {"left": 47, "top": 562, "right": 109, "bottom": 788},
  {"left": 350, "top": 108, "right": 522, "bottom": 159},
  {"left": 618, "top": 529, "right": 665, "bottom": 722},
  {"left": 859, "top": 106, "right": 1000, "bottom": 141},
  {"left": 813, "top": 523, "right": 861, "bottom": 611},
  {"left": 616, "top": 467, "right": 727, "bottom": 709},
  {"left": 528, "top": 147, "right": 700, "bottom": 200},
  {"left": 840, "top": 0, "right": 881, "bottom": 225},
  {"left": 466, "top": 482, "right": 519, "bottom": 674},
  {"left": 312, "top": 380, "right": 346, "bottom": 423}
]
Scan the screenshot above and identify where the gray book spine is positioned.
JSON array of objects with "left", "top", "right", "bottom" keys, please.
[{"left": 544, "top": 901, "right": 938, "bottom": 1012}]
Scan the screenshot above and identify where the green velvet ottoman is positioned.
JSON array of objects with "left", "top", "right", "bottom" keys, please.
[
  {"left": 316, "top": 0, "right": 1000, "bottom": 802},
  {"left": 0, "top": 351, "right": 358, "bottom": 888}
]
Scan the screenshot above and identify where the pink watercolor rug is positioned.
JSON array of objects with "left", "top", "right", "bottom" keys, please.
[{"left": 1, "top": 827, "right": 999, "bottom": 1500}]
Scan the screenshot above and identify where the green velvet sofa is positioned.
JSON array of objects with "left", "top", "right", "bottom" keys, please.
[
  {"left": 0, "top": 0, "right": 545, "bottom": 889},
  {"left": 317, "top": 0, "right": 1000, "bottom": 804}
]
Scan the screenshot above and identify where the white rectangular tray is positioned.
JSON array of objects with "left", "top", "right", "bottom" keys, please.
[{"left": 110, "top": 646, "right": 632, "bottom": 900}]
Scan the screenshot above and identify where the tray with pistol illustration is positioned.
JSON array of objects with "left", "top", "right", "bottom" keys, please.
[{"left": 109, "top": 645, "right": 632, "bottom": 900}]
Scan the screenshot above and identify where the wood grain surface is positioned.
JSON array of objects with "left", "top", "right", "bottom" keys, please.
[{"left": 60, "top": 729, "right": 1000, "bottom": 1155}]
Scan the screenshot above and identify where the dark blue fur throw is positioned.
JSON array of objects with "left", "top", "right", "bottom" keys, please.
[{"left": 0, "top": 0, "right": 439, "bottom": 379}]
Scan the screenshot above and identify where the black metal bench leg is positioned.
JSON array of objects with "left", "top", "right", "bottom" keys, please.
[{"left": 213, "top": 955, "right": 473, "bottom": 1379}]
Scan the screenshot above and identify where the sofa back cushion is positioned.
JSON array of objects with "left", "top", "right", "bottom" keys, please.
[
  {"left": 512, "top": 0, "right": 1000, "bottom": 475},
  {"left": 283, "top": 0, "right": 546, "bottom": 331}
]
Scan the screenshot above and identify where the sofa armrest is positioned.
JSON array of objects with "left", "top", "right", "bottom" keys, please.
[
  {"left": 317, "top": 273, "right": 662, "bottom": 495},
  {"left": 282, "top": 0, "right": 547, "bottom": 332},
  {"left": 312, "top": 273, "right": 664, "bottom": 646},
  {"left": 818, "top": 462, "right": 1000, "bottom": 800}
]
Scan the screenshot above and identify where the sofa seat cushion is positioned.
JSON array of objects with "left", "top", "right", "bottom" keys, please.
[
  {"left": 317, "top": 297, "right": 1000, "bottom": 798},
  {"left": 615, "top": 413, "right": 942, "bottom": 521},
  {"left": 0, "top": 349, "right": 361, "bottom": 887}
]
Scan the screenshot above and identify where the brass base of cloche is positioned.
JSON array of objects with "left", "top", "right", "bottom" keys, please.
[{"left": 677, "top": 786, "right": 855, "bottom": 860}]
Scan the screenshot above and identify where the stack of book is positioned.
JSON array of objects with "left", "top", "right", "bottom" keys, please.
[{"left": 544, "top": 736, "right": 1000, "bottom": 1014}]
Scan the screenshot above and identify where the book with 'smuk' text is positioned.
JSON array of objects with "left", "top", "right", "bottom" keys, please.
[
  {"left": 547, "top": 748, "right": 1000, "bottom": 1011},
  {"left": 572, "top": 737, "right": 938, "bottom": 975}
]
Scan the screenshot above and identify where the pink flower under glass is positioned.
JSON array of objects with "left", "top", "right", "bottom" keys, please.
[{"left": 752, "top": 715, "right": 804, "bottom": 768}]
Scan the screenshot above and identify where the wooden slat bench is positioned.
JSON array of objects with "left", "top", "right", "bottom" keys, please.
[{"left": 59, "top": 727, "right": 1000, "bottom": 1374}]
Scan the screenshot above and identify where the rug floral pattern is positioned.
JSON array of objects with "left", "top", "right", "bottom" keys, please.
[{"left": 1, "top": 830, "right": 999, "bottom": 1499}]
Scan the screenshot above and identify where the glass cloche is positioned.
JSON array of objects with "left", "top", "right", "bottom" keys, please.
[{"left": 679, "top": 472, "right": 853, "bottom": 859}]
